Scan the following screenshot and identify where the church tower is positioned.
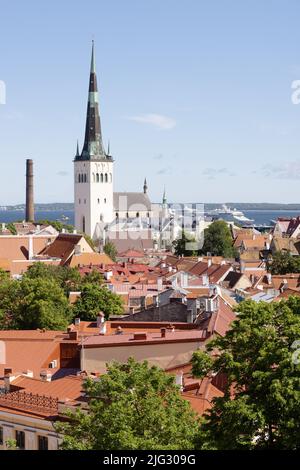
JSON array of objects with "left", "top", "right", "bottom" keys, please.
[{"left": 74, "top": 42, "right": 114, "bottom": 239}]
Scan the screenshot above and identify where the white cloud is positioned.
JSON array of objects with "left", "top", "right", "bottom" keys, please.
[
  {"left": 156, "top": 166, "right": 173, "bottom": 175},
  {"left": 260, "top": 160, "right": 300, "bottom": 180},
  {"left": 202, "top": 167, "right": 236, "bottom": 179},
  {"left": 127, "top": 113, "right": 176, "bottom": 130}
]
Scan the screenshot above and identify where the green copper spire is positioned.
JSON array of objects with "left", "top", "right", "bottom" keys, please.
[{"left": 90, "top": 40, "right": 96, "bottom": 74}]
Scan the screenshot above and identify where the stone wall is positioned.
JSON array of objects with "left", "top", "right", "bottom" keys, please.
[{"left": 118, "top": 301, "right": 189, "bottom": 322}]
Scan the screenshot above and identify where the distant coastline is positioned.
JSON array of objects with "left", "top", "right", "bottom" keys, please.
[{"left": 1, "top": 202, "right": 300, "bottom": 211}]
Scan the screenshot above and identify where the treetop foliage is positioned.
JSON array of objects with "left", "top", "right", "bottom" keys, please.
[{"left": 56, "top": 358, "right": 200, "bottom": 450}]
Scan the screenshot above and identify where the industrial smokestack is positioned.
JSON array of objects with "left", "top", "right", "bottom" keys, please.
[{"left": 25, "top": 159, "right": 34, "bottom": 222}]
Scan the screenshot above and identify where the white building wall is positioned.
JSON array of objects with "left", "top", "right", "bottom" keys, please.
[
  {"left": 74, "top": 159, "right": 114, "bottom": 239},
  {"left": 0, "top": 413, "right": 59, "bottom": 450}
]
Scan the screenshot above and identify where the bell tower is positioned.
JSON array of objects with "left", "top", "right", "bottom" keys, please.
[{"left": 74, "top": 42, "right": 114, "bottom": 239}]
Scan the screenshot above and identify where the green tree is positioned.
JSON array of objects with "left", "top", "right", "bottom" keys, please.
[
  {"left": 201, "top": 220, "right": 237, "bottom": 258},
  {"left": 196, "top": 299, "right": 300, "bottom": 450},
  {"left": 6, "top": 223, "right": 17, "bottom": 235},
  {"left": 25, "top": 262, "right": 82, "bottom": 294},
  {"left": 73, "top": 283, "right": 124, "bottom": 321},
  {"left": 104, "top": 241, "right": 118, "bottom": 262},
  {"left": 268, "top": 251, "right": 300, "bottom": 275},
  {"left": 0, "top": 279, "right": 21, "bottom": 329},
  {"left": 192, "top": 350, "right": 214, "bottom": 379},
  {"left": 36, "top": 219, "right": 74, "bottom": 233},
  {"left": 172, "top": 231, "right": 198, "bottom": 256},
  {"left": 5, "top": 439, "right": 17, "bottom": 450},
  {"left": 0, "top": 268, "right": 9, "bottom": 282},
  {"left": 56, "top": 358, "right": 199, "bottom": 450},
  {"left": 81, "top": 269, "right": 104, "bottom": 286},
  {"left": 0, "top": 277, "right": 72, "bottom": 330}
]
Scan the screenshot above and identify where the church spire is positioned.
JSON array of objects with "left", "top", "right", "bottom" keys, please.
[
  {"left": 79, "top": 41, "right": 106, "bottom": 160},
  {"left": 162, "top": 186, "right": 167, "bottom": 205},
  {"left": 143, "top": 178, "right": 148, "bottom": 194}
]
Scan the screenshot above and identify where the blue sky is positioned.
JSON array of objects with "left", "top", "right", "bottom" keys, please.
[{"left": 1, "top": 0, "right": 300, "bottom": 204}]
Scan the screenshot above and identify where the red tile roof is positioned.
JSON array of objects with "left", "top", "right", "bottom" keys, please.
[
  {"left": 11, "top": 375, "right": 83, "bottom": 401},
  {"left": 82, "top": 329, "right": 207, "bottom": 348},
  {"left": 40, "top": 233, "right": 83, "bottom": 264}
]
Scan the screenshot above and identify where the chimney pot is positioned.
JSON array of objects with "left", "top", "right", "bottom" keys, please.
[
  {"left": 69, "top": 331, "right": 78, "bottom": 340},
  {"left": 97, "top": 313, "right": 105, "bottom": 327},
  {"left": 40, "top": 370, "right": 52, "bottom": 382},
  {"left": 133, "top": 332, "right": 147, "bottom": 341}
]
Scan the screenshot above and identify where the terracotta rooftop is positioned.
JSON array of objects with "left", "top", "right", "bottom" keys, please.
[
  {"left": 223, "top": 271, "right": 244, "bottom": 289},
  {"left": 0, "top": 330, "right": 67, "bottom": 378},
  {"left": 242, "top": 236, "right": 271, "bottom": 250},
  {"left": 0, "top": 375, "right": 84, "bottom": 419},
  {"left": 118, "top": 249, "right": 145, "bottom": 258},
  {"left": 0, "top": 235, "right": 55, "bottom": 262},
  {"left": 69, "top": 252, "right": 113, "bottom": 267},
  {"left": 11, "top": 375, "right": 83, "bottom": 401},
  {"left": 40, "top": 233, "right": 84, "bottom": 264},
  {"left": 82, "top": 329, "right": 207, "bottom": 348},
  {"left": 198, "top": 298, "right": 236, "bottom": 337},
  {"left": 273, "top": 288, "right": 300, "bottom": 300},
  {"left": 0, "top": 330, "right": 81, "bottom": 379}
]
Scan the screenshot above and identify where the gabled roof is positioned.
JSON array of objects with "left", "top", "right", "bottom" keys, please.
[
  {"left": 40, "top": 233, "right": 84, "bottom": 264},
  {"left": 69, "top": 252, "right": 113, "bottom": 267},
  {"left": 242, "top": 236, "right": 270, "bottom": 250},
  {"left": 271, "top": 237, "right": 299, "bottom": 255},
  {"left": 223, "top": 271, "right": 244, "bottom": 289},
  {"left": 118, "top": 249, "right": 145, "bottom": 258},
  {"left": 106, "top": 230, "right": 153, "bottom": 253},
  {"left": 114, "top": 192, "right": 152, "bottom": 211},
  {"left": 286, "top": 217, "right": 300, "bottom": 236}
]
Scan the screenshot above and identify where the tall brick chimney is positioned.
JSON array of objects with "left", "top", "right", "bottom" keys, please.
[{"left": 25, "top": 159, "right": 34, "bottom": 222}]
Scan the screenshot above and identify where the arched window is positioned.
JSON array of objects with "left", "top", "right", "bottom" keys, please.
[
  {"left": 109, "top": 173, "right": 112, "bottom": 182},
  {"left": 78, "top": 174, "right": 81, "bottom": 183},
  {"left": 96, "top": 173, "right": 99, "bottom": 182},
  {"left": 136, "top": 212, "right": 140, "bottom": 218},
  {"left": 82, "top": 216, "right": 85, "bottom": 233},
  {"left": 116, "top": 212, "right": 119, "bottom": 219},
  {"left": 97, "top": 198, "right": 100, "bottom": 204},
  {"left": 100, "top": 214, "right": 103, "bottom": 222},
  {"left": 104, "top": 198, "right": 107, "bottom": 203},
  {"left": 93, "top": 173, "right": 95, "bottom": 182},
  {"left": 100, "top": 173, "right": 104, "bottom": 183},
  {"left": 84, "top": 174, "right": 87, "bottom": 183},
  {"left": 126, "top": 212, "right": 129, "bottom": 219},
  {"left": 105, "top": 173, "right": 108, "bottom": 183}
]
